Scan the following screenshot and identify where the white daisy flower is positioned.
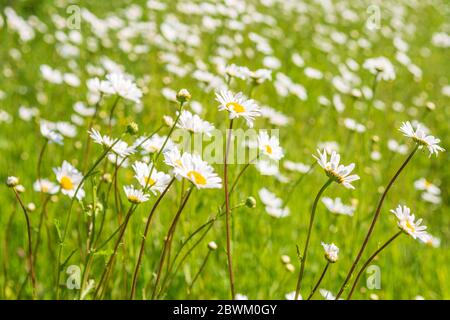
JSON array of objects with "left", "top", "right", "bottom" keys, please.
[
  {"left": 176, "top": 110, "right": 215, "bottom": 137},
  {"left": 224, "top": 64, "right": 250, "bottom": 80},
  {"left": 33, "top": 179, "right": 59, "bottom": 194},
  {"left": 421, "top": 192, "right": 441, "bottom": 205},
  {"left": 322, "top": 197, "right": 355, "bottom": 216},
  {"left": 344, "top": 118, "right": 366, "bottom": 133},
  {"left": 56, "top": 122, "right": 77, "bottom": 138},
  {"left": 313, "top": 149, "right": 360, "bottom": 189},
  {"left": 390, "top": 205, "right": 428, "bottom": 241},
  {"left": 388, "top": 139, "right": 408, "bottom": 155},
  {"left": 319, "top": 289, "right": 342, "bottom": 300},
  {"left": 265, "top": 206, "right": 290, "bottom": 218},
  {"left": 137, "top": 134, "right": 175, "bottom": 154},
  {"left": 235, "top": 294, "right": 249, "bottom": 300},
  {"left": 321, "top": 242, "right": 339, "bottom": 263},
  {"left": 89, "top": 128, "right": 115, "bottom": 147},
  {"left": 257, "top": 131, "right": 284, "bottom": 161},
  {"left": 258, "top": 188, "right": 283, "bottom": 208},
  {"left": 283, "top": 161, "right": 311, "bottom": 173},
  {"left": 399, "top": 121, "right": 445, "bottom": 156},
  {"left": 105, "top": 72, "right": 143, "bottom": 103},
  {"left": 86, "top": 77, "right": 114, "bottom": 95},
  {"left": 173, "top": 153, "right": 222, "bottom": 189},
  {"left": 215, "top": 90, "right": 261, "bottom": 127},
  {"left": 123, "top": 185, "right": 150, "bottom": 204},
  {"left": 132, "top": 161, "right": 171, "bottom": 194},
  {"left": 413, "top": 178, "right": 440, "bottom": 195},
  {"left": 40, "top": 121, "right": 63, "bottom": 145},
  {"left": 421, "top": 234, "right": 441, "bottom": 248},
  {"left": 163, "top": 146, "right": 184, "bottom": 171},
  {"left": 53, "top": 161, "right": 85, "bottom": 200},
  {"left": 285, "top": 291, "right": 302, "bottom": 300},
  {"left": 363, "top": 56, "right": 396, "bottom": 81}
]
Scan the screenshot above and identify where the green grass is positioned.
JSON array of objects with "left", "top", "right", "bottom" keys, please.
[{"left": 0, "top": 0, "right": 449, "bottom": 300}]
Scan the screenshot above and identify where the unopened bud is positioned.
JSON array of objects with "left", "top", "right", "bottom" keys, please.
[
  {"left": 176, "top": 89, "right": 191, "bottom": 104},
  {"left": 245, "top": 196, "right": 256, "bottom": 208},
  {"left": 126, "top": 121, "right": 139, "bottom": 135},
  {"left": 6, "top": 176, "right": 19, "bottom": 188},
  {"left": 208, "top": 241, "right": 218, "bottom": 251},
  {"left": 163, "top": 115, "right": 174, "bottom": 127}
]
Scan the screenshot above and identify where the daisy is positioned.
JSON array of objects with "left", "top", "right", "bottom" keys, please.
[
  {"left": 421, "top": 234, "right": 441, "bottom": 248},
  {"left": 176, "top": 110, "right": 215, "bottom": 137},
  {"left": 421, "top": 192, "right": 441, "bottom": 205},
  {"left": 137, "top": 134, "right": 175, "bottom": 154},
  {"left": 86, "top": 77, "right": 114, "bottom": 95},
  {"left": 163, "top": 146, "right": 184, "bottom": 170},
  {"left": 322, "top": 197, "right": 355, "bottom": 216},
  {"left": 89, "top": 128, "right": 115, "bottom": 147},
  {"left": 399, "top": 121, "right": 445, "bottom": 156},
  {"left": 313, "top": 149, "right": 360, "bottom": 189},
  {"left": 413, "top": 178, "right": 440, "bottom": 195},
  {"left": 53, "top": 161, "right": 85, "bottom": 200},
  {"left": 285, "top": 291, "right": 303, "bottom": 300},
  {"left": 40, "top": 121, "right": 63, "bottom": 145},
  {"left": 105, "top": 72, "right": 142, "bottom": 103},
  {"left": 363, "top": 56, "right": 396, "bottom": 81},
  {"left": 173, "top": 153, "right": 222, "bottom": 189},
  {"left": 283, "top": 161, "right": 311, "bottom": 173},
  {"left": 390, "top": 205, "right": 428, "bottom": 241},
  {"left": 321, "top": 242, "right": 339, "bottom": 263},
  {"left": 265, "top": 206, "right": 290, "bottom": 218},
  {"left": 258, "top": 188, "right": 283, "bottom": 208},
  {"left": 132, "top": 161, "right": 171, "bottom": 194},
  {"left": 89, "top": 129, "right": 135, "bottom": 157},
  {"left": 33, "top": 179, "right": 59, "bottom": 194},
  {"left": 257, "top": 131, "right": 284, "bottom": 161},
  {"left": 388, "top": 139, "right": 408, "bottom": 155},
  {"left": 319, "top": 289, "right": 342, "bottom": 300},
  {"left": 224, "top": 64, "right": 250, "bottom": 80},
  {"left": 235, "top": 294, "right": 248, "bottom": 300},
  {"left": 215, "top": 90, "right": 261, "bottom": 127},
  {"left": 123, "top": 185, "right": 150, "bottom": 204}
]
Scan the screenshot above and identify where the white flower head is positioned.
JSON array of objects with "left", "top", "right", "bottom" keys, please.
[
  {"left": 33, "top": 179, "right": 59, "bottom": 194},
  {"left": 322, "top": 197, "right": 355, "bottom": 216},
  {"left": 399, "top": 121, "right": 445, "bottom": 156},
  {"left": 123, "top": 185, "right": 150, "bottom": 204},
  {"left": 215, "top": 90, "right": 261, "bottom": 127},
  {"left": 285, "top": 291, "right": 302, "bottom": 300},
  {"left": 363, "top": 56, "right": 396, "bottom": 81},
  {"left": 257, "top": 131, "right": 284, "bottom": 161},
  {"left": 176, "top": 110, "right": 215, "bottom": 137},
  {"left": 390, "top": 205, "right": 428, "bottom": 241},
  {"left": 321, "top": 242, "right": 339, "bottom": 263},
  {"left": 105, "top": 72, "right": 142, "bottom": 103},
  {"left": 173, "top": 153, "right": 222, "bottom": 189},
  {"left": 53, "top": 161, "right": 85, "bottom": 200},
  {"left": 132, "top": 161, "right": 171, "bottom": 194},
  {"left": 313, "top": 149, "right": 360, "bottom": 189},
  {"left": 40, "top": 121, "right": 64, "bottom": 145}
]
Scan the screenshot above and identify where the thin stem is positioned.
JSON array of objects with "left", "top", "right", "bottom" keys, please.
[
  {"left": 224, "top": 119, "right": 235, "bottom": 299},
  {"left": 151, "top": 187, "right": 193, "bottom": 299},
  {"left": 94, "top": 204, "right": 136, "bottom": 299},
  {"left": 13, "top": 189, "right": 36, "bottom": 299},
  {"left": 307, "top": 262, "right": 330, "bottom": 300},
  {"left": 33, "top": 195, "right": 51, "bottom": 261},
  {"left": 129, "top": 178, "right": 175, "bottom": 299},
  {"left": 108, "top": 96, "right": 121, "bottom": 135},
  {"left": 347, "top": 231, "right": 402, "bottom": 300},
  {"left": 294, "top": 178, "right": 332, "bottom": 300},
  {"left": 336, "top": 145, "right": 418, "bottom": 299},
  {"left": 37, "top": 139, "right": 48, "bottom": 181},
  {"left": 188, "top": 250, "right": 211, "bottom": 294}
]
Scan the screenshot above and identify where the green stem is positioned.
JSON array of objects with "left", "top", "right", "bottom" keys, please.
[{"left": 307, "top": 262, "right": 330, "bottom": 300}]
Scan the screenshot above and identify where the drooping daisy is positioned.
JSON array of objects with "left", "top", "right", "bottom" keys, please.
[
  {"left": 173, "top": 152, "right": 222, "bottom": 189},
  {"left": 313, "top": 149, "right": 360, "bottom": 189},
  {"left": 176, "top": 110, "right": 215, "bottom": 137},
  {"left": 257, "top": 131, "right": 284, "bottom": 161},
  {"left": 33, "top": 179, "right": 59, "bottom": 194},
  {"left": 132, "top": 161, "right": 171, "bottom": 194},
  {"left": 53, "top": 161, "right": 85, "bottom": 200},
  {"left": 215, "top": 90, "right": 261, "bottom": 127},
  {"left": 321, "top": 197, "right": 355, "bottom": 216},
  {"left": 390, "top": 205, "right": 428, "bottom": 241},
  {"left": 123, "top": 185, "right": 150, "bottom": 204},
  {"left": 399, "top": 121, "right": 445, "bottom": 156},
  {"left": 321, "top": 242, "right": 339, "bottom": 263}
]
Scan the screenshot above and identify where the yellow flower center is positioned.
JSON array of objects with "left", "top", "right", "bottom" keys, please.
[
  {"left": 41, "top": 184, "right": 49, "bottom": 193},
  {"left": 325, "top": 169, "right": 344, "bottom": 184},
  {"left": 175, "top": 160, "right": 183, "bottom": 167},
  {"left": 187, "top": 170, "right": 207, "bottom": 185},
  {"left": 145, "top": 177, "right": 156, "bottom": 187},
  {"left": 405, "top": 220, "right": 415, "bottom": 233},
  {"left": 265, "top": 145, "right": 273, "bottom": 154},
  {"left": 226, "top": 102, "right": 245, "bottom": 113},
  {"left": 128, "top": 195, "right": 140, "bottom": 203},
  {"left": 424, "top": 180, "right": 432, "bottom": 188},
  {"left": 60, "top": 176, "right": 74, "bottom": 190}
]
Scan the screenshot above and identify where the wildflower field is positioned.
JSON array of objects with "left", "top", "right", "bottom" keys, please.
[{"left": 0, "top": 0, "right": 449, "bottom": 301}]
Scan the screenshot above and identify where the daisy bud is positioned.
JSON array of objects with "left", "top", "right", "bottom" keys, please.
[
  {"left": 127, "top": 121, "right": 139, "bottom": 135},
  {"left": 176, "top": 89, "right": 191, "bottom": 104},
  {"left": 208, "top": 241, "right": 218, "bottom": 251},
  {"left": 321, "top": 242, "right": 339, "bottom": 263},
  {"left": 281, "top": 255, "right": 291, "bottom": 264},
  {"left": 102, "top": 173, "right": 112, "bottom": 183},
  {"left": 15, "top": 185, "right": 26, "bottom": 193},
  {"left": 425, "top": 101, "right": 435, "bottom": 111},
  {"left": 6, "top": 176, "right": 19, "bottom": 188},
  {"left": 27, "top": 202, "right": 36, "bottom": 212},
  {"left": 371, "top": 135, "right": 380, "bottom": 143},
  {"left": 245, "top": 196, "right": 257, "bottom": 208},
  {"left": 285, "top": 263, "right": 295, "bottom": 272},
  {"left": 350, "top": 89, "right": 362, "bottom": 99},
  {"left": 163, "top": 115, "right": 174, "bottom": 127}
]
